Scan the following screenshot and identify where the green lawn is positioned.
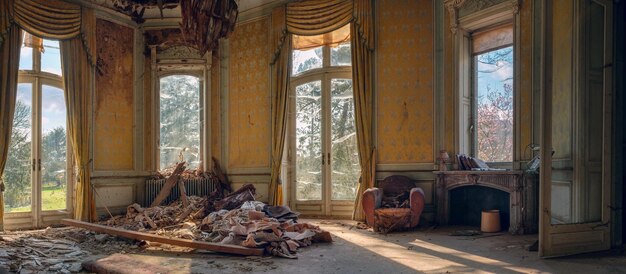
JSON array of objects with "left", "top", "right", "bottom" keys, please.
[{"left": 4, "top": 185, "right": 66, "bottom": 213}]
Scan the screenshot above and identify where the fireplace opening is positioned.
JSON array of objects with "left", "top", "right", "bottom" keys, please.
[{"left": 449, "top": 186, "right": 510, "bottom": 231}]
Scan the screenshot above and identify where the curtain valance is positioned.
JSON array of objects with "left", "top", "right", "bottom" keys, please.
[
  {"left": 286, "top": 0, "right": 353, "bottom": 36},
  {"left": 270, "top": 0, "right": 373, "bottom": 65},
  {"left": 0, "top": 0, "right": 96, "bottom": 66}
]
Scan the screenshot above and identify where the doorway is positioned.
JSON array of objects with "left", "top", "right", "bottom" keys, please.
[
  {"left": 2, "top": 35, "right": 71, "bottom": 229},
  {"left": 290, "top": 73, "right": 360, "bottom": 217}
]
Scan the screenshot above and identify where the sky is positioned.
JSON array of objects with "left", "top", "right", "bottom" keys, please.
[
  {"left": 17, "top": 39, "right": 67, "bottom": 138},
  {"left": 475, "top": 46, "right": 514, "bottom": 105}
]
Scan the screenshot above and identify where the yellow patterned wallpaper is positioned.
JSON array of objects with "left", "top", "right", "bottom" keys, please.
[
  {"left": 377, "top": 0, "right": 434, "bottom": 164},
  {"left": 228, "top": 17, "right": 271, "bottom": 168}
]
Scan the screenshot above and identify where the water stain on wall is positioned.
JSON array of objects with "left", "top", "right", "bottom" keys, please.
[{"left": 94, "top": 19, "right": 135, "bottom": 171}]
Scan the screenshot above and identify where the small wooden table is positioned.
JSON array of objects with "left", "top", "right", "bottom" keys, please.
[{"left": 374, "top": 208, "right": 411, "bottom": 233}]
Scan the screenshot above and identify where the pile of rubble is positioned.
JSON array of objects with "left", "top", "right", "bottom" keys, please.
[
  {"left": 85, "top": 162, "right": 332, "bottom": 258},
  {"left": 99, "top": 183, "right": 330, "bottom": 258}
]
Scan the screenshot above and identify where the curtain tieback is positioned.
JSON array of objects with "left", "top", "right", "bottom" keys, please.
[{"left": 0, "top": 178, "right": 5, "bottom": 192}]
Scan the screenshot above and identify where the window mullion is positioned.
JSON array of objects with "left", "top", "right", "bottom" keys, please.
[{"left": 323, "top": 46, "right": 330, "bottom": 68}]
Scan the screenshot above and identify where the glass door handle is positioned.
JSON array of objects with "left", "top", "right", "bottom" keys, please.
[
  {"left": 322, "top": 154, "right": 325, "bottom": 165},
  {"left": 327, "top": 153, "right": 331, "bottom": 165}
]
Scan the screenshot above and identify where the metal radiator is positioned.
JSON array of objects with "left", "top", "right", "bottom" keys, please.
[{"left": 144, "top": 177, "right": 218, "bottom": 207}]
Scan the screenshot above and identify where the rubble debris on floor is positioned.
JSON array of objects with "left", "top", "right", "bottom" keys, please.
[
  {"left": 0, "top": 226, "right": 146, "bottom": 273},
  {"left": 70, "top": 171, "right": 332, "bottom": 258}
]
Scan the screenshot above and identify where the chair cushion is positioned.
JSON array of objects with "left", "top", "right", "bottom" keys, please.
[{"left": 379, "top": 175, "right": 417, "bottom": 197}]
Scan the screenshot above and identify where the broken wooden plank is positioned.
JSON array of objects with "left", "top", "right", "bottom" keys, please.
[
  {"left": 151, "top": 162, "right": 186, "bottom": 207},
  {"left": 178, "top": 179, "right": 189, "bottom": 208},
  {"left": 212, "top": 157, "right": 231, "bottom": 192},
  {"left": 61, "top": 219, "right": 264, "bottom": 256}
]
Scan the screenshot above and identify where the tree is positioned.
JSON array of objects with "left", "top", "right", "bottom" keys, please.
[
  {"left": 476, "top": 83, "right": 513, "bottom": 162},
  {"left": 41, "top": 127, "right": 66, "bottom": 187},
  {"left": 294, "top": 43, "right": 359, "bottom": 200},
  {"left": 159, "top": 75, "right": 201, "bottom": 170},
  {"left": 475, "top": 47, "right": 514, "bottom": 162},
  {"left": 3, "top": 100, "right": 32, "bottom": 211}
]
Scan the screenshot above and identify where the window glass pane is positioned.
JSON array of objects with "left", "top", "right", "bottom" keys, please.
[
  {"left": 159, "top": 75, "right": 201, "bottom": 170},
  {"left": 475, "top": 46, "right": 514, "bottom": 162},
  {"left": 296, "top": 81, "right": 322, "bottom": 200},
  {"left": 41, "top": 39, "right": 62, "bottom": 75},
  {"left": 330, "top": 42, "right": 351, "bottom": 66},
  {"left": 19, "top": 46, "right": 33, "bottom": 70},
  {"left": 4, "top": 83, "right": 33, "bottom": 213},
  {"left": 330, "top": 79, "right": 359, "bottom": 200},
  {"left": 41, "top": 85, "right": 67, "bottom": 211},
  {"left": 292, "top": 46, "right": 322, "bottom": 75}
]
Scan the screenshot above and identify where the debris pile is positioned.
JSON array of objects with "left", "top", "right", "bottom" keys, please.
[
  {"left": 78, "top": 161, "right": 332, "bottom": 259},
  {"left": 95, "top": 183, "right": 330, "bottom": 258}
]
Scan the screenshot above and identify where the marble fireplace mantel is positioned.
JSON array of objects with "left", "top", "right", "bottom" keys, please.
[{"left": 433, "top": 170, "right": 529, "bottom": 234}]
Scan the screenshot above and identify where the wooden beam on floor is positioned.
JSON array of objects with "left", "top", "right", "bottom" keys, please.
[{"left": 61, "top": 219, "right": 264, "bottom": 256}]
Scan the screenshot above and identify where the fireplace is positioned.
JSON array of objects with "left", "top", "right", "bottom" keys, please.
[
  {"left": 449, "top": 185, "right": 510, "bottom": 230},
  {"left": 434, "top": 170, "right": 535, "bottom": 234}
]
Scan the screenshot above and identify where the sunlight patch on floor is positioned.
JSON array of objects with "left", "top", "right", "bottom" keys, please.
[
  {"left": 323, "top": 225, "right": 468, "bottom": 272},
  {"left": 410, "top": 239, "right": 542, "bottom": 274}
]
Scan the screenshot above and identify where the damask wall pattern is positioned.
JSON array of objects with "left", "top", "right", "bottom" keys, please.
[
  {"left": 377, "top": 0, "right": 435, "bottom": 164},
  {"left": 228, "top": 17, "right": 271, "bottom": 168}
]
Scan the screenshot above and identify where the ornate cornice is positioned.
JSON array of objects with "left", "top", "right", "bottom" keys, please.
[{"left": 444, "top": 0, "right": 520, "bottom": 34}]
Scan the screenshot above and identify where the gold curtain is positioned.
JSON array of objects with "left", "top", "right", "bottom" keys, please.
[
  {"left": 60, "top": 8, "right": 96, "bottom": 222},
  {"left": 269, "top": 7, "right": 290, "bottom": 206},
  {"left": 286, "top": 0, "right": 353, "bottom": 36},
  {"left": 350, "top": 0, "right": 375, "bottom": 221},
  {"left": 0, "top": 24, "right": 23, "bottom": 231},
  {"left": 11, "top": 0, "right": 96, "bottom": 65},
  {"left": 0, "top": 0, "right": 97, "bottom": 224},
  {"left": 13, "top": 0, "right": 81, "bottom": 40}
]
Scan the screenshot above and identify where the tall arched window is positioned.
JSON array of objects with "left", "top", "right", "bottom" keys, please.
[
  {"left": 3, "top": 32, "right": 69, "bottom": 217},
  {"left": 289, "top": 25, "right": 360, "bottom": 217}
]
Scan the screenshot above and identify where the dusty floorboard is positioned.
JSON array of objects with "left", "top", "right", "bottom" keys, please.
[{"left": 2, "top": 219, "right": 625, "bottom": 273}]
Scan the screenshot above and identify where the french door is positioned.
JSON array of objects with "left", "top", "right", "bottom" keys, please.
[
  {"left": 290, "top": 72, "right": 361, "bottom": 217},
  {"left": 3, "top": 37, "right": 71, "bottom": 229},
  {"left": 539, "top": 0, "right": 613, "bottom": 257}
]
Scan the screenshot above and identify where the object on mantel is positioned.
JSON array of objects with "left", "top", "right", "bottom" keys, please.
[{"left": 456, "top": 154, "right": 505, "bottom": 171}]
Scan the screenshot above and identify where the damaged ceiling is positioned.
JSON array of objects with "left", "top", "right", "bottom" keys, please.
[{"left": 86, "top": 0, "right": 286, "bottom": 23}]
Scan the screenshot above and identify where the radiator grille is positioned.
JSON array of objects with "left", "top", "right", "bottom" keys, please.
[{"left": 144, "top": 177, "right": 218, "bottom": 207}]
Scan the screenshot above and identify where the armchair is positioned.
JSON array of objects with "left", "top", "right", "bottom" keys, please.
[{"left": 362, "top": 175, "right": 425, "bottom": 229}]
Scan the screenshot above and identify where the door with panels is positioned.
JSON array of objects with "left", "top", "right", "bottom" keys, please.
[{"left": 540, "top": 0, "right": 613, "bottom": 257}]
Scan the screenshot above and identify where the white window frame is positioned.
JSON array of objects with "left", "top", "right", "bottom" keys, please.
[
  {"left": 155, "top": 70, "right": 206, "bottom": 171},
  {"left": 287, "top": 41, "right": 355, "bottom": 216},
  {"left": 7, "top": 34, "right": 74, "bottom": 229},
  {"left": 149, "top": 45, "right": 212, "bottom": 172},
  {"left": 450, "top": 1, "right": 521, "bottom": 169}
]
